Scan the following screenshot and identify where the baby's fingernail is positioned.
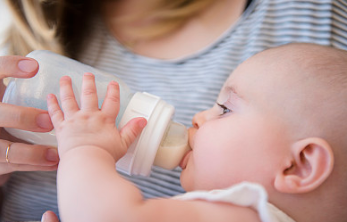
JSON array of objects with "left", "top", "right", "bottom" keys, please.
[
  {"left": 46, "top": 94, "right": 54, "bottom": 99},
  {"left": 18, "top": 59, "right": 38, "bottom": 73},
  {"left": 139, "top": 118, "right": 147, "bottom": 128},
  {"left": 41, "top": 212, "right": 46, "bottom": 222},
  {"left": 46, "top": 148, "right": 59, "bottom": 162},
  {"left": 36, "top": 113, "right": 53, "bottom": 129},
  {"left": 84, "top": 72, "right": 94, "bottom": 77}
]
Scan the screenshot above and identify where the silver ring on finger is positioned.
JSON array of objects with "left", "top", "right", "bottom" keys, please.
[{"left": 5, "top": 143, "right": 12, "bottom": 163}]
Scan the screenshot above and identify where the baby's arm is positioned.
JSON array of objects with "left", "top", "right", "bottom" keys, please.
[{"left": 48, "top": 73, "right": 260, "bottom": 222}]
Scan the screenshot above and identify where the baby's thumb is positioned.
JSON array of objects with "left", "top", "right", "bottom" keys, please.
[
  {"left": 41, "top": 211, "right": 60, "bottom": 222},
  {"left": 120, "top": 117, "right": 147, "bottom": 148}
]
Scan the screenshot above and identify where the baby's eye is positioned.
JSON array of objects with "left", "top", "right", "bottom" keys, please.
[{"left": 217, "top": 103, "right": 232, "bottom": 115}]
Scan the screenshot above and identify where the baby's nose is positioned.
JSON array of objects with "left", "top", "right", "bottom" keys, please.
[{"left": 192, "top": 110, "right": 208, "bottom": 129}]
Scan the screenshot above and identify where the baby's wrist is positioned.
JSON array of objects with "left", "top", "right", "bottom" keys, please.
[{"left": 59, "top": 145, "right": 117, "bottom": 162}]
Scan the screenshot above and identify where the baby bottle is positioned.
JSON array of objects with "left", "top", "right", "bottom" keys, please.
[{"left": 2, "top": 50, "right": 190, "bottom": 176}]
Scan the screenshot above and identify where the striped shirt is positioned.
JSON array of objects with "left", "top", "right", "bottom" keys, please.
[{"left": 2, "top": 0, "right": 347, "bottom": 220}]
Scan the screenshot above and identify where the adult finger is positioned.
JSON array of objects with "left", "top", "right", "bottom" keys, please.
[
  {"left": 101, "top": 81, "right": 120, "bottom": 120},
  {"left": 0, "top": 139, "right": 59, "bottom": 166},
  {"left": 80, "top": 73, "right": 98, "bottom": 111},
  {"left": 0, "top": 103, "right": 53, "bottom": 132},
  {"left": 59, "top": 76, "right": 79, "bottom": 118},
  {"left": 0, "top": 140, "right": 58, "bottom": 175},
  {"left": 0, "top": 56, "right": 38, "bottom": 79},
  {"left": 0, "top": 163, "right": 58, "bottom": 175}
]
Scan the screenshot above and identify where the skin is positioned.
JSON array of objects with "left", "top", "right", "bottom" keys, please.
[
  {"left": 0, "top": 0, "right": 246, "bottom": 182},
  {"left": 181, "top": 70, "right": 292, "bottom": 192},
  {"left": 46, "top": 43, "right": 346, "bottom": 222},
  {"left": 102, "top": 0, "right": 247, "bottom": 59},
  {"left": 49, "top": 73, "right": 261, "bottom": 222},
  {"left": 0, "top": 56, "right": 58, "bottom": 183},
  {"left": 4, "top": 0, "right": 343, "bottom": 220},
  {"left": 0, "top": 1, "right": 247, "bottom": 219},
  {"left": 182, "top": 43, "right": 346, "bottom": 222}
]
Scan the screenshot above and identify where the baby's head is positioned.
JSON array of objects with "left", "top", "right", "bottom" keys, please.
[{"left": 181, "top": 43, "right": 347, "bottom": 221}]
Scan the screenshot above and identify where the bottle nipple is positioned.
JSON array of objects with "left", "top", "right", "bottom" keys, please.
[
  {"left": 116, "top": 93, "right": 190, "bottom": 176},
  {"left": 154, "top": 121, "right": 191, "bottom": 170}
]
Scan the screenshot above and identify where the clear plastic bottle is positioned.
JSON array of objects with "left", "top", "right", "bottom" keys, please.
[{"left": 2, "top": 50, "right": 190, "bottom": 176}]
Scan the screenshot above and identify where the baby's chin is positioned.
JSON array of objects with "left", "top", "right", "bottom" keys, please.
[{"left": 179, "top": 170, "right": 194, "bottom": 192}]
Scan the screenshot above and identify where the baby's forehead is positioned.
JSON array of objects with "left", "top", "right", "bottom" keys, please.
[
  {"left": 224, "top": 44, "right": 347, "bottom": 102},
  {"left": 225, "top": 55, "right": 291, "bottom": 89},
  {"left": 222, "top": 56, "right": 316, "bottom": 108},
  {"left": 230, "top": 46, "right": 323, "bottom": 85}
]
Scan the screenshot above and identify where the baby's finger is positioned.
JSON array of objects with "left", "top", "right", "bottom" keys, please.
[
  {"left": 81, "top": 73, "right": 98, "bottom": 111},
  {"left": 120, "top": 117, "right": 147, "bottom": 148},
  {"left": 47, "top": 94, "right": 64, "bottom": 126},
  {"left": 41, "top": 210, "right": 60, "bottom": 222},
  {"left": 101, "top": 81, "right": 120, "bottom": 120},
  {"left": 59, "top": 76, "right": 79, "bottom": 118}
]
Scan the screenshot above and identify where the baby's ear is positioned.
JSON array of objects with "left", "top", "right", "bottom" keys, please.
[{"left": 274, "top": 138, "right": 334, "bottom": 193}]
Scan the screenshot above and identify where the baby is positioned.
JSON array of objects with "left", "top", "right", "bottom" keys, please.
[{"left": 46, "top": 43, "right": 347, "bottom": 222}]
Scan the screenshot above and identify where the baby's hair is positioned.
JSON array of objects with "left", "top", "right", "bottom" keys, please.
[
  {"left": 273, "top": 43, "right": 347, "bottom": 155},
  {"left": 262, "top": 43, "right": 347, "bottom": 98},
  {"left": 252, "top": 43, "right": 347, "bottom": 150}
]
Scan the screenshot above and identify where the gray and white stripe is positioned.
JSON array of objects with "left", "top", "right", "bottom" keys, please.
[{"left": 2, "top": 0, "right": 347, "bottom": 220}]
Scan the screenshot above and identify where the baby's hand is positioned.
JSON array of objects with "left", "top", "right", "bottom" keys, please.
[{"left": 47, "top": 73, "right": 146, "bottom": 161}]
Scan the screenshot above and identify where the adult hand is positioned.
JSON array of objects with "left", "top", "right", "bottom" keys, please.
[{"left": 0, "top": 56, "right": 59, "bottom": 182}]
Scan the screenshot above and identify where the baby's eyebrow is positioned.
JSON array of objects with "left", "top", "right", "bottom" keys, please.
[{"left": 225, "top": 85, "right": 243, "bottom": 100}]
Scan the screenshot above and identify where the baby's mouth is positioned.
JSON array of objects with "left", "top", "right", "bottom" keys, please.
[
  {"left": 180, "top": 127, "right": 195, "bottom": 169},
  {"left": 179, "top": 148, "right": 192, "bottom": 170}
]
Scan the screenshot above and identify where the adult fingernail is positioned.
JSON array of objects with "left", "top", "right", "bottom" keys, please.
[
  {"left": 46, "top": 148, "right": 59, "bottom": 162},
  {"left": 18, "top": 59, "right": 38, "bottom": 73},
  {"left": 36, "top": 113, "right": 53, "bottom": 129}
]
